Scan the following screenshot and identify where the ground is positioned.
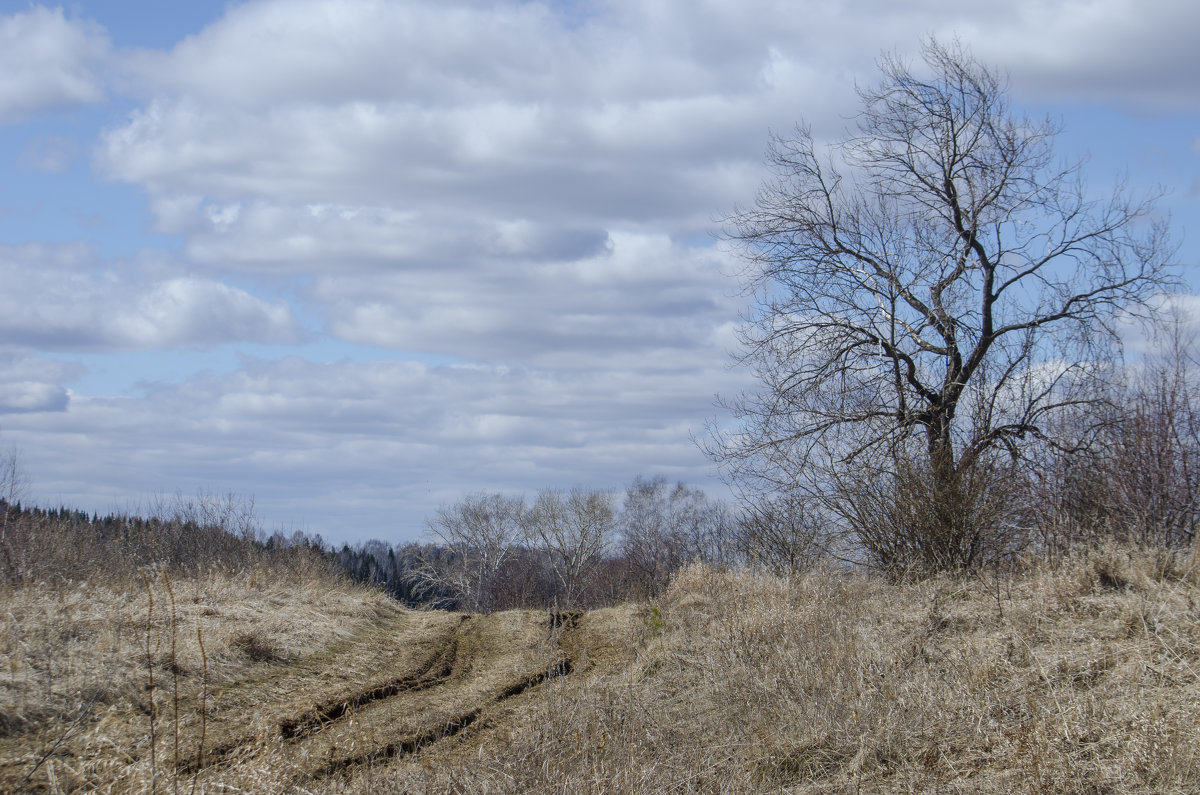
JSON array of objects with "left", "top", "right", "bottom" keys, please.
[{"left": 4, "top": 545, "right": 1200, "bottom": 792}]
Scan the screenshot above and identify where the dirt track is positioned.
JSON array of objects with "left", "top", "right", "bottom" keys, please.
[{"left": 1, "top": 600, "right": 644, "bottom": 792}]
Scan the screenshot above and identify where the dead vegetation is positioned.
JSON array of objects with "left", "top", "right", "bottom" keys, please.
[{"left": 3, "top": 542, "right": 1200, "bottom": 792}]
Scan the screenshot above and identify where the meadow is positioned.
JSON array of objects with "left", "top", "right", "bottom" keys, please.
[{"left": 4, "top": 529, "right": 1198, "bottom": 793}]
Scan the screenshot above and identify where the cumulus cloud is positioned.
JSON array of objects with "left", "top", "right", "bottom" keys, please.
[
  {"left": 1117, "top": 292, "right": 1200, "bottom": 355},
  {"left": 0, "top": 354, "right": 72, "bottom": 414},
  {"left": 95, "top": 0, "right": 1197, "bottom": 245},
  {"left": 0, "top": 244, "right": 302, "bottom": 351},
  {"left": 96, "top": 93, "right": 780, "bottom": 237},
  {"left": 4, "top": 354, "right": 748, "bottom": 539},
  {"left": 174, "top": 200, "right": 610, "bottom": 271},
  {"left": 313, "top": 231, "right": 736, "bottom": 364},
  {"left": 973, "top": 0, "right": 1200, "bottom": 111},
  {"left": 95, "top": 0, "right": 866, "bottom": 227},
  {"left": 0, "top": 6, "right": 108, "bottom": 123}
]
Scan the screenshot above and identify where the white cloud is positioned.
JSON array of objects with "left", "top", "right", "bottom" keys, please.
[
  {"left": 311, "top": 232, "right": 737, "bottom": 364},
  {"left": 0, "top": 6, "right": 108, "bottom": 123},
  {"left": 155, "top": 198, "right": 615, "bottom": 278},
  {"left": 1118, "top": 292, "right": 1200, "bottom": 355},
  {"left": 95, "top": 93, "right": 780, "bottom": 237},
  {"left": 112, "top": 277, "right": 301, "bottom": 348},
  {"left": 95, "top": 0, "right": 867, "bottom": 233},
  {"left": 0, "top": 354, "right": 72, "bottom": 414},
  {"left": 0, "top": 244, "right": 302, "bottom": 351},
  {"left": 973, "top": 0, "right": 1200, "bottom": 111},
  {"left": 95, "top": 0, "right": 1198, "bottom": 240},
  {"left": 1, "top": 354, "right": 748, "bottom": 540}
]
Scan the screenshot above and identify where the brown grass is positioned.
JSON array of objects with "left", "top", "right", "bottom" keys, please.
[
  {"left": 4, "top": 543, "right": 1200, "bottom": 793},
  {"left": 344, "top": 543, "right": 1200, "bottom": 794},
  {"left": 1, "top": 560, "right": 400, "bottom": 792}
]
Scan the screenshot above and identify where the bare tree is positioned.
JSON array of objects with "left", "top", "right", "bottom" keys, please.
[
  {"left": 1108, "top": 315, "right": 1200, "bottom": 546},
  {"left": 0, "top": 436, "right": 28, "bottom": 582},
  {"left": 735, "top": 490, "right": 823, "bottom": 576},
  {"left": 709, "top": 40, "right": 1175, "bottom": 572},
  {"left": 524, "top": 487, "right": 616, "bottom": 607},
  {"left": 154, "top": 489, "right": 261, "bottom": 541},
  {"left": 412, "top": 491, "right": 524, "bottom": 612},
  {"left": 0, "top": 436, "right": 28, "bottom": 506},
  {"left": 1038, "top": 306, "right": 1200, "bottom": 549},
  {"left": 619, "top": 476, "right": 736, "bottom": 597}
]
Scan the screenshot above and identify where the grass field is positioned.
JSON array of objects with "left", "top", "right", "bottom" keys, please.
[{"left": 4, "top": 543, "right": 1199, "bottom": 792}]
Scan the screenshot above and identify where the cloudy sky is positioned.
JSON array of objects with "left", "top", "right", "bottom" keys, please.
[{"left": 0, "top": 0, "right": 1196, "bottom": 543}]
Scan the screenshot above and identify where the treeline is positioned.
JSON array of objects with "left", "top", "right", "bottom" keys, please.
[
  {"left": 0, "top": 478, "right": 745, "bottom": 613},
  {"left": 326, "top": 476, "right": 737, "bottom": 611},
  {"left": 0, "top": 492, "right": 328, "bottom": 588}
]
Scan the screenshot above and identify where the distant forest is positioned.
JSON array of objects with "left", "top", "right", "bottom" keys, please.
[{"left": 0, "top": 475, "right": 741, "bottom": 612}]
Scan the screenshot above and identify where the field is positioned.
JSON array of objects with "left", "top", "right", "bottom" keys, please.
[{"left": 3, "top": 544, "right": 1200, "bottom": 793}]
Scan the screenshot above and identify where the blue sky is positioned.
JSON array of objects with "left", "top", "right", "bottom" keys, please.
[{"left": 0, "top": 0, "right": 1196, "bottom": 543}]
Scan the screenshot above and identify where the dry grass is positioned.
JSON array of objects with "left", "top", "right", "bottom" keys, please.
[
  {"left": 1, "top": 560, "right": 401, "bottom": 792},
  {"left": 4, "top": 543, "right": 1200, "bottom": 792},
  {"left": 347, "top": 543, "right": 1200, "bottom": 794}
]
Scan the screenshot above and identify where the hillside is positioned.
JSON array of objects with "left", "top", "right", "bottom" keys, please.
[{"left": 4, "top": 544, "right": 1199, "bottom": 792}]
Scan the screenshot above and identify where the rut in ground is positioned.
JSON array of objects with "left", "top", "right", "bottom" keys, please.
[{"left": 2, "top": 599, "right": 641, "bottom": 793}]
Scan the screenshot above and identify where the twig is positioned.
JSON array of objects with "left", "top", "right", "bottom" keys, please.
[
  {"left": 18, "top": 700, "right": 94, "bottom": 788},
  {"left": 141, "top": 568, "right": 158, "bottom": 792},
  {"left": 191, "top": 625, "right": 208, "bottom": 795},
  {"left": 162, "top": 566, "right": 181, "bottom": 795}
]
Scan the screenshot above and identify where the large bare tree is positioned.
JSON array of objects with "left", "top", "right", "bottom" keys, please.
[{"left": 709, "top": 41, "right": 1176, "bottom": 571}]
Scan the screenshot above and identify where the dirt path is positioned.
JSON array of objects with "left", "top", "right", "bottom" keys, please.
[
  {"left": 2, "top": 595, "right": 644, "bottom": 793},
  {"left": 194, "top": 606, "right": 614, "bottom": 787}
]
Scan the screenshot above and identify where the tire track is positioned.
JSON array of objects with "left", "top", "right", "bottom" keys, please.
[
  {"left": 279, "top": 614, "right": 469, "bottom": 740},
  {"left": 313, "top": 659, "right": 579, "bottom": 777},
  {"left": 180, "top": 614, "right": 468, "bottom": 775},
  {"left": 310, "top": 609, "right": 582, "bottom": 778}
]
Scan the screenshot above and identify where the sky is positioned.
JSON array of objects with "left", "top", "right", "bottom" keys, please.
[{"left": 0, "top": 0, "right": 1196, "bottom": 544}]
